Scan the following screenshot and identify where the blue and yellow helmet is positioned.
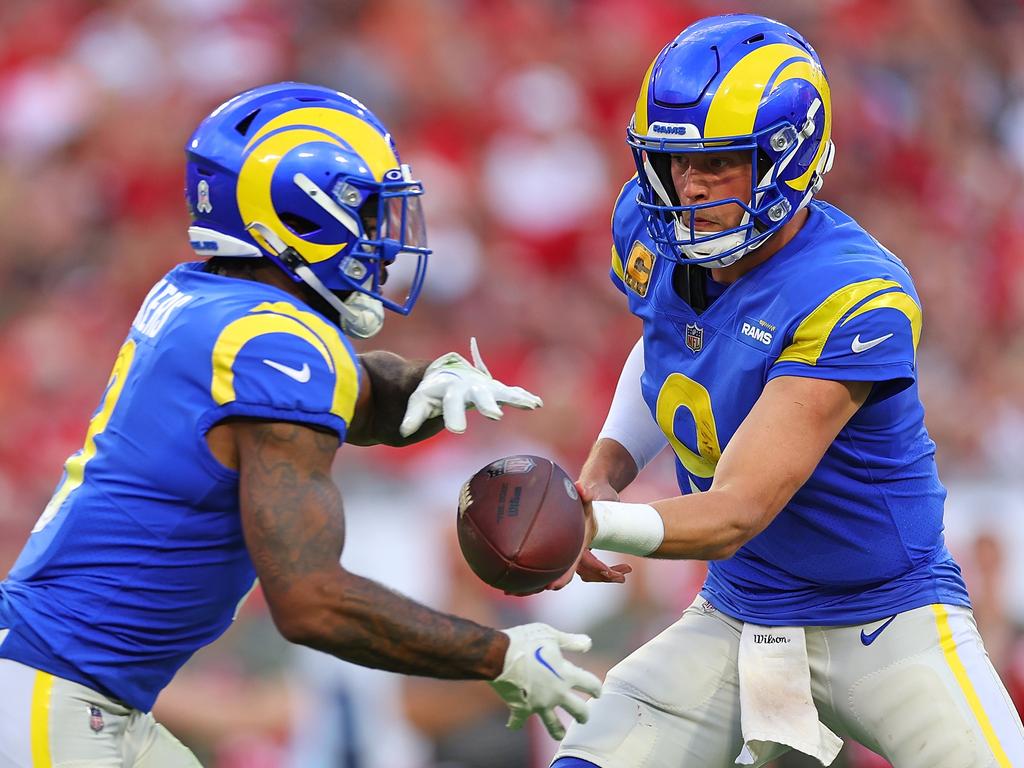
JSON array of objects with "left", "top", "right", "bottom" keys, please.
[
  {"left": 185, "top": 82, "right": 429, "bottom": 335},
  {"left": 628, "top": 14, "right": 835, "bottom": 268}
]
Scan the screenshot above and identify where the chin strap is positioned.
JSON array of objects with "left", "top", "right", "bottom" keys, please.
[
  {"left": 244, "top": 222, "right": 385, "bottom": 339},
  {"left": 292, "top": 261, "right": 384, "bottom": 339},
  {"left": 677, "top": 227, "right": 750, "bottom": 268}
]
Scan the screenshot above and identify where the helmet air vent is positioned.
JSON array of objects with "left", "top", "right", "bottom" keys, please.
[
  {"left": 743, "top": 33, "right": 765, "bottom": 44},
  {"left": 653, "top": 44, "right": 720, "bottom": 108},
  {"left": 787, "top": 34, "right": 813, "bottom": 54},
  {"left": 280, "top": 212, "right": 319, "bottom": 236},
  {"left": 234, "top": 109, "right": 260, "bottom": 136}
]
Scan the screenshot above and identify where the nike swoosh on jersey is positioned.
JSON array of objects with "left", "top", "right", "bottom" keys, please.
[
  {"left": 851, "top": 333, "right": 894, "bottom": 353},
  {"left": 534, "top": 647, "right": 562, "bottom": 678},
  {"left": 860, "top": 615, "right": 897, "bottom": 646},
  {"left": 262, "top": 359, "right": 311, "bottom": 383}
]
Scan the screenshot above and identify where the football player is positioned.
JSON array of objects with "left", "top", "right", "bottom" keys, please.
[
  {"left": 0, "top": 83, "right": 600, "bottom": 767},
  {"left": 549, "top": 14, "right": 1024, "bottom": 768}
]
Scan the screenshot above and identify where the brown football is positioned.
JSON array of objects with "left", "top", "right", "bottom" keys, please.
[{"left": 456, "top": 455, "right": 585, "bottom": 594}]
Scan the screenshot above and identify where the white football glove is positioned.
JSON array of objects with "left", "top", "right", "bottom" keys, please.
[
  {"left": 489, "top": 623, "right": 603, "bottom": 740},
  {"left": 399, "top": 337, "right": 543, "bottom": 437}
]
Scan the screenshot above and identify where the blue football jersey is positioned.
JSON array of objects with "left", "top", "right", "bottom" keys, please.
[
  {"left": 0, "top": 262, "right": 360, "bottom": 711},
  {"left": 610, "top": 181, "right": 970, "bottom": 625}
]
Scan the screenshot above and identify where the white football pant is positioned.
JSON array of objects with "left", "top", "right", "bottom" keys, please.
[
  {"left": 0, "top": 659, "right": 202, "bottom": 768},
  {"left": 554, "top": 597, "right": 1024, "bottom": 767}
]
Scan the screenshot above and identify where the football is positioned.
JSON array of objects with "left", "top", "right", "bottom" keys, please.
[{"left": 456, "top": 455, "right": 585, "bottom": 594}]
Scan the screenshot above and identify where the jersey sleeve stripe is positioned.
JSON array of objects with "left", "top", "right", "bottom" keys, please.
[
  {"left": 840, "top": 291, "right": 922, "bottom": 355},
  {"left": 253, "top": 302, "right": 359, "bottom": 422},
  {"left": 612, "top": 243, "right": 625, "bottom": 282},
  {"left": 211, "top": 314, "right": 332, "bottom": 404},
  {"left": 776, "top": 278, "right": 901, "bottom": 365},
  {"left": 211, "top": 303, "right": 359, "bottom": 424},
  {"left": 931, "top": 605, "right": 1013, "bottom": 768}
]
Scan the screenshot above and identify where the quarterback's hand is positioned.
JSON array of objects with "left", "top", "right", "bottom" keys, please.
[
  {"left": 399, "top": 337, "right": 543, "bottom": 437},
  {"left": 548, "top": 481, "right": 633, "bottom": 590},
  {"left": 489, "top": 623, "right": 602, "bottom": 740}
]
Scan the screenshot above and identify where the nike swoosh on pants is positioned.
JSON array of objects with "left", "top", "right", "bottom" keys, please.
[{"left": 860, "top": 615, "right": 897, "bottom": 646}]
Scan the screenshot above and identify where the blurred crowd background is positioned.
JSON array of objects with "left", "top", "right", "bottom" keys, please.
[{"left": 1, "top": 0, "right": 1023, "bottom": 766}]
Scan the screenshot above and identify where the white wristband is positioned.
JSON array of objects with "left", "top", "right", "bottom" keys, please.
[{"left": 590, "top": 500, "right": 665, "bottom": 556}]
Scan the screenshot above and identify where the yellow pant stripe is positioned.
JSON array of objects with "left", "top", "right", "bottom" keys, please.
[
  {"left": 30, "top": 670, "right": 54, "bottom": 768},
  {"left": 932, "top": 605, "right": 1011, "bottom": 767}
]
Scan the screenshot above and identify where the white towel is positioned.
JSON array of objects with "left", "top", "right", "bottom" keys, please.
[{"left": 734, "top": 624, "right": 843, "bottom": 766}]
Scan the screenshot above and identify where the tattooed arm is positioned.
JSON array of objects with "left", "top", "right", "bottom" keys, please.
[
  {"left": 234, "top": 418, "right": 506, "bottom": 678},
  {"left": 346, "top": 351, "right": 444, "bottom": 447}
]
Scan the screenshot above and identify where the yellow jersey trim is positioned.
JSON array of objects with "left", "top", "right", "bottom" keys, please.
[
  {"left": 253, "top": 301, "right": 359, "bottom": 422},
  {"left": 611, "top": 244, "right": 625, "bottom": 283},
  {"left": 776, "top": 279, "right": 902, "bottom": 366},
  {"left": 37, "top": 340, "right": 136, "bottom": 532},
  {"left": 210, "top": 303, "right": 358, "bottom": 423},
  {"left": 841, "top": 290, "right": 922, "bottom": 357}
]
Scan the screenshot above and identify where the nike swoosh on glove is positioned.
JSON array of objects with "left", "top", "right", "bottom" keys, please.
[
  {"left": 489, "top": 623, "right": 603, "bottom": 741},
  {"left": 399, "top": 337, "right": 543, "bottom": 437}
]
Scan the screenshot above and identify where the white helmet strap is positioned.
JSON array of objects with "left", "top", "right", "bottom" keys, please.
[
  {"left": 643, "top": 155, "right": 674, "bottom": 207},
  {"left": 292, "top": 173, "right": 362, "bottom": 237}
]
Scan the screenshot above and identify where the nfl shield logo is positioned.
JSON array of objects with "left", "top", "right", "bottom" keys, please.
[
  {"left": 487, "top": 455, "right": 536, "bottom": 477},
  {"left": 685, "top": 323, "right": 704, "bottom": 353},
  {"left": 89, "top": 705, "right": 104, "bottom": 733},
  {"left": 502, "top": 456, "right": 535, "bottom": 474}
]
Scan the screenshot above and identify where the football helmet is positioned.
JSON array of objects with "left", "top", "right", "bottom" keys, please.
[
  {"left": 627, "top": 14, "right": 835, "bottom": 268},
  {"left": 185, "top": 82, "right": 429, "bottom": 337}
]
